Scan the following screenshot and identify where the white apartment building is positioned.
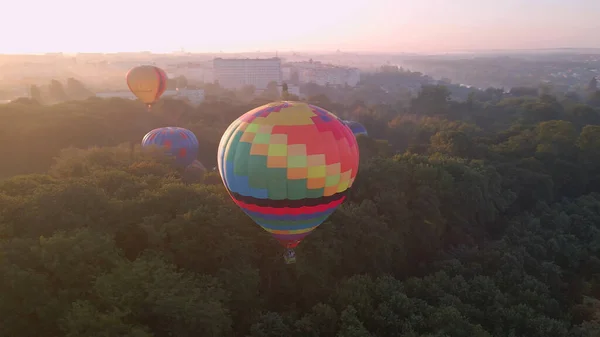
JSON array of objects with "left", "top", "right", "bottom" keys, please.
[
  {"left": 282, "top": 66, "right": 293, "bottom": 81},
  {"left": 213, "top": 58, "right": 282, "bottom": 90}
]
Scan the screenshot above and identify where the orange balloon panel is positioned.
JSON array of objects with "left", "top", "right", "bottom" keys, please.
[{"left": 126, "top": 65, "right": 168, "bottom": 105}]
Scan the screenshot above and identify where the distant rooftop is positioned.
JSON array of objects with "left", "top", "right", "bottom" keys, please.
[
  {"left": 287, "top": 61, "right": 359, "bottom": 70},
  {"left": 214, "top": 57, "right": 281, "bottom": 61}
]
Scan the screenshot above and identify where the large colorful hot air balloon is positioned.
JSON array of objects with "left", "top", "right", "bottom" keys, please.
[
  {"left": 343, "top": 120, "right": 368, "bottom": 137},
  {"left": 126, "top": 65, "right": 168, "bottom": 108},
  {"left": 218, "top": 101, "right": 360, "bottom": 264},
  {"left": 141, "top": 127, "right": 199, "bottom": 167}
]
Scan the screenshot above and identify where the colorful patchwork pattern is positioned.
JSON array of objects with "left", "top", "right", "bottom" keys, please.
[
  {"left": 218, "top": 101, "right": 360, "bottom": 248},
  {"left": 142, "top": 127, "right": 199, "bottom": 167}
]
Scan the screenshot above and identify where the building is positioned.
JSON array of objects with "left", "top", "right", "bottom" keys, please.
[
  {"left": 95, "top": 89, "right": 205, "bottom": 106},
  {"left": 213, "top": 58, "right": 282, "bottom": 90},
  {"left": 174, "top": 88, "right": 205, "bottom": 105},
  {"left": 288, "top": 61, "right": 360, "bottom": 87},
  {"left": 282, "top": 66, "right": 293, "bottom": 81},
  {"left": 278, "top": 84, "right": 301, "bottom": 98},
  {"left": 164, "top": 62, "right": 214, "bottom": 83}
]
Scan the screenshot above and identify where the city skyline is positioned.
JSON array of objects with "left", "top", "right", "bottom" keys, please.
[{"left": 2, "top": 0, "right": 599, "bottom": 54}]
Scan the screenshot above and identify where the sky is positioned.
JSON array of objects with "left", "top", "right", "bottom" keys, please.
[{"left": 2, "top": 0, "right": 599, "bottom": 54}]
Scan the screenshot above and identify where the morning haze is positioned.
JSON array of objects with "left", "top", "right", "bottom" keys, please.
[
  {"left": 2, "top": 0, "right": 599, "bottom": 53},
  {"left": 2, "top": 1, "right": 600, "bottom": 336}
]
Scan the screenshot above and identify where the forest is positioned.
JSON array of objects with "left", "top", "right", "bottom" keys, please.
[{"left": 1, "top": 77, "right": 600, "bottom": 337}]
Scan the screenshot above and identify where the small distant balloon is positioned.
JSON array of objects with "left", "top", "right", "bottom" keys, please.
[
  {"left": 126, "top": 65, "right": 168, "bottom": 107},
  {"left": 343, "top": 120, "right": 368, "bottom": 137},
  {"left": 141, "top": 127, "right": 199, "bottom": 167},
  {"left": 182, "top": 159, "right": 207, "bottom": 184}
]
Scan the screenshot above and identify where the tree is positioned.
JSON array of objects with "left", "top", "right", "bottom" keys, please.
[
  {"left": 578, "top": 125, "right": 600, "bottom": 156},
  {"left": 568, "top": 104, "right": 600, "bottom": 126},
  {"left": 380, "top": 65, "right": 400, "bottom": 73},
  {"left": 249, "top": 312, "right": 291, "bottom": 337},
  {"left": 410, "top": 85, "right": 451, "bottom": 115},
  {"left": 522, "top": 98, "right": 563, "bottom": 123},
  {"left": 243, "top": 85, "right": 256, "bottom": 96},
  {"left": 92, "top": 253, "right": 233, "bottom": 336},
  {"left": 430, "top": 130, "right": 473, "bottom": 157},
  {"left": 48, "top": 79, "right": 69, "bottom": 102},
  {"left": 261, "top": 81, "right": 280, "bottom": 101},
  {"left": 308, "top": 94, "right": 333, "bottom": 110},
  {"left": 578, "top": 125, "right": 600, "bottom": 179},
  {"left": 30, "top": 84, "right": 43, "bottom": 102},
  {"left": 290, "top": 71, "right": 300, "bottom": 85},
  {"left": 167, "top": 77, "right": 178, "bottom": 90},
  {"left": 588, "top": 90, "right": 600, "bottom": 108},
  {"left": 587, "top": 77, "right": 598, "bottom": 92},
  {"left": 66, "top": 78, "right": 94, "bottom": 100},
  {"left": 62, "top": 301, "right": 152, "bottom": 337},
  {"left": 336, "top": 306, "right": 371, "bottom": 337},
  {"left": 564, "top": 91, "right": 581, "bottom": 102},
  {"left": 281, "top": 82, "right": 291, "bottom": 100},
  {"left": 538, "top": 83, "right": 554, "bottom": 96},
  {"left": 236, "top": 85, "right": 257, "bottom": 103},
  {"left": 2, "top": 80, "right": 600, "bottom": 337},
  {"left": 176, "top": 75, "right": 189, "bottom": 88},
  {"left": 509, "top": 86, "right": 538, "bottom": 97},
  {"left": 535, "top": 120, "right": 577, "bottom": 156}
]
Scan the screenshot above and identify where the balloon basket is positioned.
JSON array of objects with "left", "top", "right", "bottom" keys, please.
[{"left": 283, "top": 248, "right": 296, "bottom": 264}]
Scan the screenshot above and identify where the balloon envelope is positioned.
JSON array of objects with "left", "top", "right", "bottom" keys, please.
[
  {"left": 141, "top": 127, "right": 199, "bottom": 167},
  {"left": 343, "top": 120, "right": 368, "bottom": 137},
  {"left": 126, "top": 65, "right": 168, "bottom": 105},
  {"left": 188, "top": 159, "right": 206, "bottom": 171},
  {"left": 182, "top": 160, "right": 206, "bottom": 184},
  {"left": 218, "top": 101, "right": 360, "bottom": 248}
]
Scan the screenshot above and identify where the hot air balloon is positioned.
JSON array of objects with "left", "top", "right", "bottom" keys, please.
[
  {"left": 141, "top": 127, "right": 199, "bottom": 167},
  {"left": 343, "top": 120, "right": 368, "bottom": 137},
  {"left": 126, "top": 65, "right": 168, "bottom": 109},
  {"left": 217, "top": 101, "right": 360, "bottom": 264},
  {"left": 182, "top": 159, "right": 207, "bottom": 184}
]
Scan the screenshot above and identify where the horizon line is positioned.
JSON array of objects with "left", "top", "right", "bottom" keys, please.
[{"left": 1, "top": 46, "right": 600, "bottom": 57}]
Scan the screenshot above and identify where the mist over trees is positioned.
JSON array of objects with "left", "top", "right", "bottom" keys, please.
[{"left": 1, "top": 68, "right": 600, "bottom": 336}]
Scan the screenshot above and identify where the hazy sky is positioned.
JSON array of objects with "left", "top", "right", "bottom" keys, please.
[{"left": 2, "top": 0, "right": 599, "bottom": 54}]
